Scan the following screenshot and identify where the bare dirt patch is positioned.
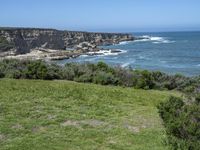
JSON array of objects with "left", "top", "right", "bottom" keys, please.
[
  {"left": 61, "top": 120, "right": 80, "bottom": 127},
  {"left": 47, "top": 114, "right": 57, "bottom": 120},
  {"left": 12, "top": 124, "right": 23, "bottom": 130},
  {"left": 32, "top": 126, "right": 47, "bottom": 133},
  {"left": 61, "top": 119, "right": 106, "bottom": 128},
  {"left": 124, "top": 124, "right": 140, "bottom": 133},
  {"left": 0, "top": 134, "right": 6, "bottom": 141},
  {"left": 80, "top": 119, "right": 106, "bottom": 127}
]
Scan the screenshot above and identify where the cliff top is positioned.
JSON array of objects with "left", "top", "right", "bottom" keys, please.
[{"left": 0, "top": 27, "right": 131, "bottom": 35}]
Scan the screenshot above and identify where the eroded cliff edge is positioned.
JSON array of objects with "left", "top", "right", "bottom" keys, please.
[{"left": 0, "top": 27, "right": 134, "bottom": 59}]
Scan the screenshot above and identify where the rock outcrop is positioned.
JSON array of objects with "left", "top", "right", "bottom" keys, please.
[{"left": 0, "top": 27, "right": 134, "bottom": 56}]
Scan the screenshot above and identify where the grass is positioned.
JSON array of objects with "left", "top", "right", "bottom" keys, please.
[{"left": 0, "top": 79, "right": 179, "bottom": 150}]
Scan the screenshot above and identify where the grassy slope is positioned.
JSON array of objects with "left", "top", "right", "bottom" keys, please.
[{"left": 0, "top": 79, "right": 178, "bottom": 150}]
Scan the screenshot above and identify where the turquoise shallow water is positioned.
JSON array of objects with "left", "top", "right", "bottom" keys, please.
[{"left": 58, "top": 31, "right": 200, "bottom": 76}]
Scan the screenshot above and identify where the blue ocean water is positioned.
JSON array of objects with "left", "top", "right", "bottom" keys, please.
[{"left": 58, "top": 31, "right": 200, "bottom": 76}]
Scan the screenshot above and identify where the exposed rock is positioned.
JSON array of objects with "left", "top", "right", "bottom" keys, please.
[
  {"left": 0, "top": 27, "right": 134, "bottom": 57},
  {"left": 76, "top": 42, "right": 99, "bottom": 52},
  {"left": 110, "top": 49, "right": 122, "bottom": 53},
  {"left": 5, "top": 48, "right": 83, "bottom": 60}
]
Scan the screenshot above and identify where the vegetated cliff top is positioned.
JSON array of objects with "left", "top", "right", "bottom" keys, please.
[{"left": 0, "top": 27, "right": 132, "bottom": 35}]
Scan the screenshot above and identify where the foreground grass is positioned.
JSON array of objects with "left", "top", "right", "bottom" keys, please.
[{"left": 0, "top": 79, "right": 178, "bottom": 150}]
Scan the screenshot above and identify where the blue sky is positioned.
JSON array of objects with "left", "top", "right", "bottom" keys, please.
[{"left": 1, "top": 0, "right": 200, "bottom": 32}]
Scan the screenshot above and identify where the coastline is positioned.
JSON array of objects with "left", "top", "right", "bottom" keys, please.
[
  {"left": 0, "top": 27, "right": 134, "bottom": 60},
  {"left": 2, "top": 48, "right": 128, "bottom": 61}
]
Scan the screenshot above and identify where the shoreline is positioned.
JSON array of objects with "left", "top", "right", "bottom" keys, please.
[
  {"left": 2, "top": 47, "right": 127, "bottom": 61},
  {"left": 1, "top": 39, "right": 133, "bottom": 61}
]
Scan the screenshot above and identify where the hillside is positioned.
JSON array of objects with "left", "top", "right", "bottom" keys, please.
[{"left": 0, "top": 79, "right": 178, "bottom": 150}]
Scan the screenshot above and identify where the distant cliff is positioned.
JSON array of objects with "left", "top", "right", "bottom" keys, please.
[{"left": 0, "top": 27, "right": 134, "bottom": 55}]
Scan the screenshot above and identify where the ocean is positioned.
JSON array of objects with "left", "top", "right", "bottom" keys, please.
[{"left": 58, "top": 31, "right": 200, "bottom": 76}]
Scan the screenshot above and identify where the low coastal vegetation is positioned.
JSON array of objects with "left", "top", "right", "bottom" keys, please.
[
  {"left": 0, "top": 59, "right": 199, "bottom": 95},
  {"left": 0, "top": 59, "right": 199, "bottom": 149},
  {"left": 158, "top": 96, "right": 200, "bottom": 150}
]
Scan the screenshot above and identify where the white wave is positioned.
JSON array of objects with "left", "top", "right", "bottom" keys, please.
[
  {"left": 121, "top": 59, "right": 136, "bottom": 68},
  {"left": 87, "top": 49, "right": 127, "bottom": 56},
  {"left": 119, "top": 41, "right": 129, "bottom": 45},
  {"left": 150, "top": 37, "right": 163, "bottom": 41},
  {"left": 79, "top": 54, "right": 88, "bottom": 58},
  {"left": 118, "top": 41, "right": 134, "bottom": 45},
  {"left": 138, "top": 56, "right": 145, "bottom": 59},
  {"left": 160, "top": 60, "right": 167, "bottom": 63},
  {"left": 117, "top": 35, "right": 175, "bottom": 45},
  {"left": 136, "top": 35, "right": 175, "bottom": 44},
  {"left": 134, "top": 38, "right": 150, "bottom": 42},
  {"left": 121, "top": 62, "right": 130, "bottom": 68},
  {"left": 153, "top": 40, "right": 175, "bottom": 44}
]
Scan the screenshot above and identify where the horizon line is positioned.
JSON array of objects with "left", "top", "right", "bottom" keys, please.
[{"left": 0, "top": 26, "right": 200, "bottom": 33}]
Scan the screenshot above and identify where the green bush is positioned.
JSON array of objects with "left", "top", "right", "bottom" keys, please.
[
  {"left": 96, "top": 61, "right": 115, "bottom": 73},
  {"left": 45, "top": 63, "right": 62, "bottom": 80},
  {"left": 23, "top": 61, "right": 48, "bottom": 79},
  {"left": 0, "top": 70, "right": 4, "bottom": 78},
  {"left": 114, "top": 67, "right": 134, "bottom": 87},
  {"left": 0, "top": 59, "right": 200, "bottom": 94},
  {"left": 62, "top": 67, "right": 75, "bottom": 80},
  {"left": 74, "top": 74, "right": 93, "bottom": 83},
  {"left": 158, "top": 96, "right": 200, "bottom": 149},
  {"left": 132, "top": 70, "right": 155, "bottom": 89},
  {"left": 93, "top": 71, "right": 118, "bottom": 85}
]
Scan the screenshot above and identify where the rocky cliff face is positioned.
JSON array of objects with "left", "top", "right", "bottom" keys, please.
[{"left": 0, "top": 28, "right": 134, "bottom": 55}]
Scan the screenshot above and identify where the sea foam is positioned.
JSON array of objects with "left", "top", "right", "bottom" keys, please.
[
  {"left": 87, "top": 49, "right": 127, "bottom": 56},
  {"left": 136, "top": 35, "right": 175, "bottom": 44}
]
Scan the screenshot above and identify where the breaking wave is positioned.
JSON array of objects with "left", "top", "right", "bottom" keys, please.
[
  {"left": 121, "top": 62, "right": 131, "bottom": 68},
  {"left": 118, "top": 41, "right": 133, "bottom": 45},
  {"left": 135, "top": 35, "right": 175, "bottom": 44},
  {"left": 87, "top": 49, "right": 127, "bottom": 56}
]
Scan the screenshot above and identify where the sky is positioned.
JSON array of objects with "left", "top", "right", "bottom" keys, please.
[{"left": 1, "top": 0, "right": 200, "bottom": 32}]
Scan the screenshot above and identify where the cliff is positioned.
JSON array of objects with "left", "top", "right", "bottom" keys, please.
[{"left": 0, "top": 27, "right": 134, "bottom": 55}]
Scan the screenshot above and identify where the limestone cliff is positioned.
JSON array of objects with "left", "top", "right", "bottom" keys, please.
[{"left": 0, "top": 27, "right": 134, "bottom": 55}]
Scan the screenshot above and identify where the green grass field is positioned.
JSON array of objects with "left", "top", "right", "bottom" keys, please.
[{"left": 0, "top": 79, "right": 178, "bottom": 150}]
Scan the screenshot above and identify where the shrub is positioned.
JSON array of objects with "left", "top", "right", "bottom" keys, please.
[
  {"left": 93, "top": 71, "right": 118, "bottom": 85},
  {"left": 0, "top": 59, "right": 200, "bottom": 95},
  {"left": 0, "top": 63, "right": 5, "bottom": 78},
  {"left": 132, "top": 70, "right": 155, "bottom": 89},
  {"left": 24, "top": 61, "right": 48, "bottom": 79},
  {"left": 5, "top": 69, "right": 22, "bottom": 79},
  {"left": 195, "top": 94, "right": 200, "bottom": 103},
  {"left": 45, "top": 63, "right": 62, "bottom": 80},
  {"left": 96, "top": 61, "right": 115, "bottom": 73},
  {"left": 0, "top": 71, "right": 4, "bottom": 78},
  {"left": 96, "top": 61, "right": 109, "bottom": 71},
  {"left": 75, "top": 74, "right": 93, "bottom": 83},
  {"left": 62, "top": 64, "right": 76, "bottom": 80},
  {"left": 114, "top": 67, "right": 134, "bottom": 87},
  {"left": 158, "top": 96, "right": 200, "bottom": 149}
]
